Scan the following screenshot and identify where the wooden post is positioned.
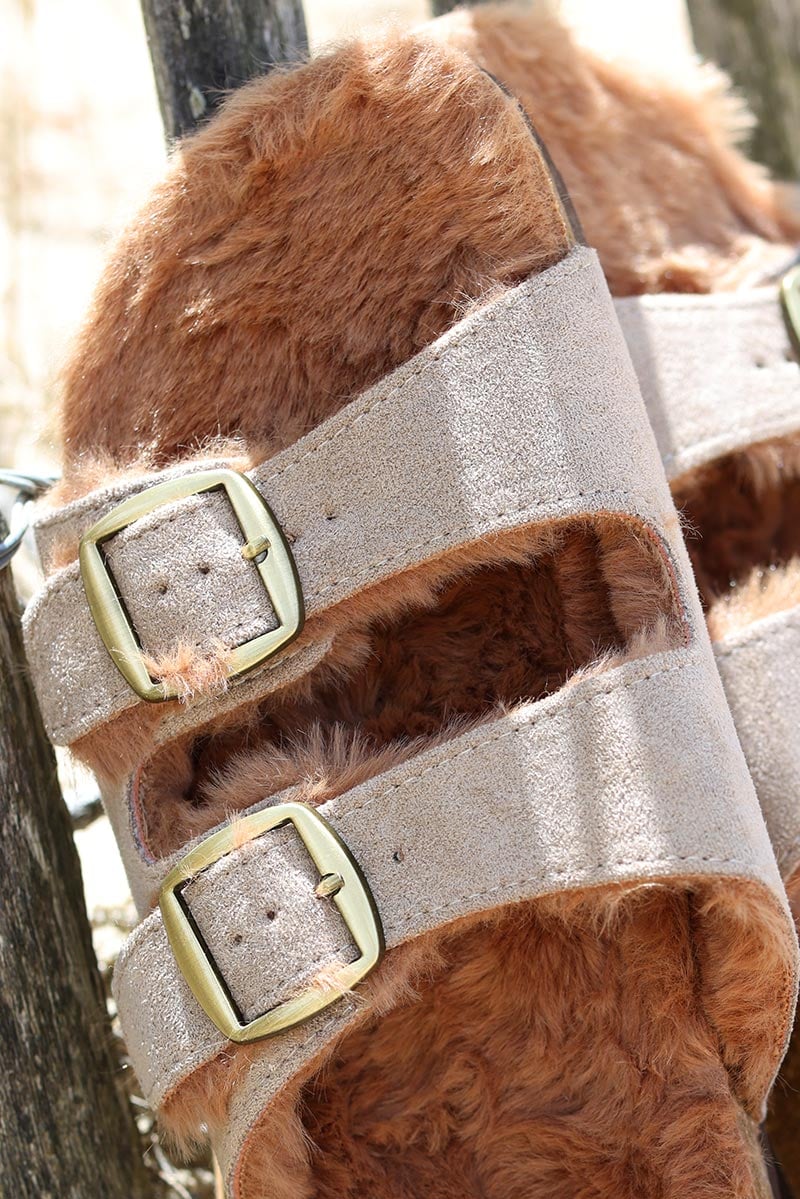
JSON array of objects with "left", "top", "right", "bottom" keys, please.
[
  {"left": 0, "top": 528, "right": 151, "bottom": 1198},
  {"left": 140, "top": 0, "right": 309, "bottom": 141},
  {"left": 687, "top": 0, "right": 800, "bottom": 179},
  {"left": 430, "top": 0, "right": 482, "bottom": 15}
]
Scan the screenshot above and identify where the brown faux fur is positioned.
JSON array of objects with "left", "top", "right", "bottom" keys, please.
[
  {"left": 672, "top": 434, "right": 800, "bottom": 617},
  {"left": 57, "top": 33, "right": 571, "bottom": 468},
  {"left": 51, "top": 9, "right": 800, "bottom": 1198}
]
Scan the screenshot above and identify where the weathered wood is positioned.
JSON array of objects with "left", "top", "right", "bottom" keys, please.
[
  {"left": 140, "top": 0, "right": 309, "bottom": 141},
  {"left": 0, "top": 536, "right": 151, "bottom": 1199},
  {"left": 687, "top": 0, "right": 800, "bottom": 179},
  {"left": 431, "top": 0, "right": 483, "bottom": 15}
]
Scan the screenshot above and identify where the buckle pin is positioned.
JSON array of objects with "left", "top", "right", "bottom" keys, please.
[
  {"left": 315, "top": 872, "right": 344, "bottom": 898},
  {"left": 781, "top": 264, "right": 800, "bottom": 356},
  {"left": 241, "top": 535, "right": 271, "bottom": 562}
]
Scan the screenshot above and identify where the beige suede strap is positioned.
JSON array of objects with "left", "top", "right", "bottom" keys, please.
[
  {"left": 615, "top": 287, "right": 799, "bottom": 481},
  {"left": 24, "top": 246, "right": 669, "bottom": 747},
  {"left": 715, "top": 607, "right": 800, "bottom": 878},
  {"left": 113, "top": 638, "right": 782, "bottom": 1115},
  {"left": 615, "top": 285, "right": 800, "bottom": 881}
]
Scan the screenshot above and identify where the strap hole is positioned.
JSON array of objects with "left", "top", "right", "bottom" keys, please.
[
  {"left": 231, "top": 932, "right": 244, "bottom": 945},
  {"left": 157, "top": 582, "right": 168, "bottom": 595},
  {"left": 392, "top": 849, "right": 405, "bottom": 863},
  {"left": 266, "top": 909, "right": 276, "bottom": 921},
  {"left": 325, "top": 512, "right": 337, "bottom": 522},
  {"left": 198, "top": 562, "right": 211, "bottom": 575}
]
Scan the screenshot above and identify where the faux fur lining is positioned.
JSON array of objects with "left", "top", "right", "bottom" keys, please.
[
  {"left": 160, "top": 878, "right": 791, "bottom": 1199},
  {"left": 671, "top": 433, "right": 800, "bottom": 641},
  {"left": 767, "top": 865, "right": 800, "bottom": 1196}
]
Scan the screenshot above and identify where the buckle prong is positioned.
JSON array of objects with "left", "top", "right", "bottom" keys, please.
[
  {"left": 781, "top": 264, "right": 800, "bottom": 356},
  {"left": 241, "top": 535, "right": 271, "bottom": 562},
  {"left": 315, "top": 872, "right": 344, "bottom": 898}
]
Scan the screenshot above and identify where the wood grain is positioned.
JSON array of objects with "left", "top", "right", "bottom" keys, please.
[
  {"left": 688, "top": 0, "right": 800, "bottom": 179},
  {"left": 140, "top": 0, "right": 309, "bottom": 141},
  {"left": 0, "top": 531, "right": 150, "bottom": 1199}
]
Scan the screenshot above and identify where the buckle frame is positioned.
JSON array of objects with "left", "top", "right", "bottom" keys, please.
[
  {"left": 79, "top": 468, "right": 304, "bottom": 702},
  {"left": 159, "top": 802, "right": 384, "bottom": 1043}
]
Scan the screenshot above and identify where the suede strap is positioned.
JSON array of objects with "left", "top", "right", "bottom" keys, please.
[
  {"left": 616, "top": 285, "right": 800, "bottom": 879},
  {"left": 24, "top": 265, "right": 799, "bottom": 753},
  {"left": 113, "top": 638, "right": 783, "bottom": 1116},
  {"left": 24, "top": 245, "right": 667, "bottom": 747},
  {"left": 615, "top": 286, "right": 799, "bottom": 481},
  {"left": 715, "top": 608, "right": 800, "bottom": 877}
]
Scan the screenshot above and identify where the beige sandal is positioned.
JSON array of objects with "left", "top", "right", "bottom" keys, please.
[{"left": 23, "top": 29, "right": 798, "bottom": 1198}]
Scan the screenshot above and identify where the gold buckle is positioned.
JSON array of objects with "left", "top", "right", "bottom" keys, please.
[
  {"left": 159, "top": 802, "right": 384, "bottom": 1042},
  {"left": 781, "top": 264, "right": 800, "bottom": 356},
  {"left": 79, "top": 468, "right": 304, "bottom": 702}
]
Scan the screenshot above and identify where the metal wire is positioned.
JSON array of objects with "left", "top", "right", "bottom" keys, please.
[{"left": 0, "top": 469, "right": 58, "bottom": 569}]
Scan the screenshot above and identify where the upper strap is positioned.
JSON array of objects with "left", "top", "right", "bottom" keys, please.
[
  {"left": 615, "top": 287, "right": 800, "bottom": 481},
  {"left": 24, "top": 260, "right": 800, "bottom": 750},
  {"left": 24, "top": 246, "right": 669, "bottom": 747},
  {"left": 714, "top": 606, "right": 800, "bottom": 878},
  {"left": 113, "top": 639, "right": 783, "bottom": 1115}
]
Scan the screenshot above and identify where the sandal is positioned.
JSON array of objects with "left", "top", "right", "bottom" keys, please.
[
  {"left": 443, "top": 3, "right": 800, "bottom": 1186},
  {"left": 23, "top": 30, "right": 797, "bottom": 1199},
  {"left": 620, "top": 244, "right": 800, "bottom": 1198}
]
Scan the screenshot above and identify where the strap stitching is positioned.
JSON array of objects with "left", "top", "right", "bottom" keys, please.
[
  {"left": 390, "top": 851, "right": 773, "bottom": 929},
  {"left": 662, "top": 411, "right": 800, "bottom": 469},
  {"left": 259, "top": 256, "right": 595, "bottom": 486},
  {"left": 616, "top": 294, "right": 782, "bottom": 315},
  {"left": 42, "top": 638, "right": 310, "bottom": 738},
  {"left": 130, "top": 654, "right": 692, "bottom": 965},
  {"left": 35, "top": 460, "right": 229, "bottom": 538},
  {"left": 334, "top": 656, "right": 687, "bottom": 820},
  {"left": 302, "top": 489, "right": 661, "bottom": 603}
]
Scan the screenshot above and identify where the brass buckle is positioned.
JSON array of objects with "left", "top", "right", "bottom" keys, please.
[
  {"left": 159, "top": 802, "right": 384, "bottom": 1042},
  {"left": 781, "top": 264, "right": 800, "bottom": 356},
  {"left": 79, "top": 468, "right": 304, "bottom": 702}
]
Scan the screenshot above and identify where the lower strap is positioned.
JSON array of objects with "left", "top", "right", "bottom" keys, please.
[
  {"left": 113, "top": 639, "right": 784, "bottom": 1117},
  {"left": 715, "top": 606, "right": 800, "bottom": 878}
]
